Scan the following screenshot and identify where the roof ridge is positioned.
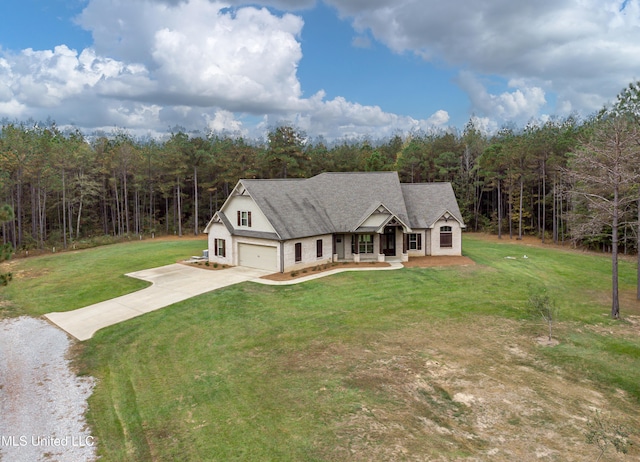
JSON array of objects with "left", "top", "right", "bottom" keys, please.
[
  {"left": 315, "top": 171, "right": 397, "bottom": 175},
  {"left": 242, "top": 178, "right": 305, "bottom": 182},
  {"left": 402, "top": 182, "right": 451, "bottom": 185}
]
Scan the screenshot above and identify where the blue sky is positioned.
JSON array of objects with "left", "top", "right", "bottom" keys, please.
[{"left": 1, "top": 0, "right": 639, "bottom": 139}]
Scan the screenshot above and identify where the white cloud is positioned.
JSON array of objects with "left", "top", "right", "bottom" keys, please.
[
  {"left": 0, "top": 0, "right": 454, "bottom": 138},
  {"left": 326, "top": 0, "right": 640, "bottom": 118},
  {"left": 276, "top": 91, "right": 449, "bottom": 139},
  {"left": 2, "top": 0, "right": 640, "bottom": 138},
  {"left": 204, "top": 109, "right": 246, "bottom": 134},
  {"left": 77, "top": 0, "right": 305, "bottom": 111},
  {"left": 0, "top": 1, "right": 308, "bottom": 133},
  {"left": 457, "top": 71, "right": 547, "bottom": 124},
  {"left": 425, "top": 109, "right": 449, "bottom": 126}
]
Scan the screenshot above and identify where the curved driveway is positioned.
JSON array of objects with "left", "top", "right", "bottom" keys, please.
[
  {"left": 45, "top": 262, "right": 403, "bottom": 341},
  {"left": 44, "top": 264, "right": 271, "bottom": 341}
]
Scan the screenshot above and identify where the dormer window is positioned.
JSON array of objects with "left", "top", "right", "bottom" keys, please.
[{"left": 237, "top": 211, "right": 252, "bottom": 227}]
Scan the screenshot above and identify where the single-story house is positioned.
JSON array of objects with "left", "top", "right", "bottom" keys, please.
[{"left": 203, "top": 171, "right": 465, "bottom": 273}]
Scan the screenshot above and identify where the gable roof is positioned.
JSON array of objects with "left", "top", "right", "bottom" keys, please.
[
  {"left": 240, "top": 178, "right": 334, "bottom": 240},
  {"left": 306, "top": 172, "right": 410, "bottom": 232},
  {"left": 206, "top": 172, "right": 465, "bottom": 239},
  {"left": 401, "top": 183, "right": 465, "bottom": 228}
]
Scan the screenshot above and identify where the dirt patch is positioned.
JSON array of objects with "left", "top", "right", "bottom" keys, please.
[
  {"left": 286, "top": 317, "right": 639, "bottom": 461},
  {"left": 535, "top": 336, "right": 560, "bottom": 346}
]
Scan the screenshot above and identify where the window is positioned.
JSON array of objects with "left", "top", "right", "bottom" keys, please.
[
  {"left": 213, "top": 239, "right": 226, "bottom": 257},
  {"left": 316, "top": 239, "right": 323, "bottom": 258},
  {"left": 359, "top": 234, "right": 374, "bottom": 254},
  {"left": 440, "top": 226, "right": 453, "bottom": 248},
  {"left": 295, "top": 242, "right": 302, "bottom": 262},
  {"left": 408, "top": 233, "right": 422, "bottom": 250},
  {"left": 237, "top": 210, "right": 252, "bottom": 227}
]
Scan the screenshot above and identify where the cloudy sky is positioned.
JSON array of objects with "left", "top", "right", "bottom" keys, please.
[{"left": 1, "top": 0, "right": 639, "bottom": 139}]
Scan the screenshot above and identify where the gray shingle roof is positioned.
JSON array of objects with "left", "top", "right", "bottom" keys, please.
[
  {"left": 306, "top": 172, "right": 410, "bottom": 231},
  {"left": 221, "top": 172, "right": 464, "bottom": 240},
  {"left": 241, "top": 179, "right": 334, "bottom": 240},
  {"left": 401, "top": 183, "right": 465, "bottom": 228}
]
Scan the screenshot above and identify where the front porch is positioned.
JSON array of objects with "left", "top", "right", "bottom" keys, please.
[{"left": 331, "top": 226, "right": 409, "bottom": 264}]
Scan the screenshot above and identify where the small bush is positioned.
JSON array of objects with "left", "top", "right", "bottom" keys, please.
[
  {"left": 291, "top": 271, "right": 298, "bottom": 277},
  {"left": 527, "top": 286, "right": 558, "bottom": 341},
  {"left": 585, "top": 410, "right": 631, "bottom": 460},
  {"left": 205, "top": 262, "right": 210, "bottom": 266},
  {"left": 0, "top": 243, "right": 13, "bottom": 262},
  {"left": 0, "top": 272, "right": 13, "bottom": 287},
  {"left": 213, "top": 263, "right": 218, "bottom": 268}
]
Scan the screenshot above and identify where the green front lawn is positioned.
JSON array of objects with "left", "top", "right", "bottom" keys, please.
[
  {"left": 0, "top": 237, "right": 207, "bottom": 316},
  {"left": 3, "top": 234, "right": 640, "bottom": 460}
]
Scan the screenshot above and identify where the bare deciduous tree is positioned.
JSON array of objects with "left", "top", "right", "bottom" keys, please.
[{"left": 567, "top": 116, "right": 640, "bottom": 319}]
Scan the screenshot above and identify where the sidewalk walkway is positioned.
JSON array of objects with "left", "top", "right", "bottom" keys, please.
[{"left": 254, "top": 262, "right": 403, "bottom": 285}]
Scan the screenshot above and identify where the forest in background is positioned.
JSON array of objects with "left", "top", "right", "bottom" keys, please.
[{"left": 1, "top": 82, "right": 639, "bottom": 257}]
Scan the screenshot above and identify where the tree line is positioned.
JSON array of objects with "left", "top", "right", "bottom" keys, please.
[{"left": 1, "top": 84, "right": 639, "bottom": 262}]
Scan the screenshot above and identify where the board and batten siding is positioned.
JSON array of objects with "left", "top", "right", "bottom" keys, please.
[{"left": 226, "top": 195, "right": 276, "bottom": 234}]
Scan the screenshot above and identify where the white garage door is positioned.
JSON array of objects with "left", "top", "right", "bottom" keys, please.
[{"left": 238, "top": 243, "right": 278, "bottom": 272}]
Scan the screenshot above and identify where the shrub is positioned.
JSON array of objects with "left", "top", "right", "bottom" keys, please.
[
  {"left": 0, "top": 272, "right": 13, "bottom": 287},
  {"left": 527, "top": 286, "right": 558, "bottom": 341},
  {"left": 213, "top": 263, "right": 218, "bottom": 268},
  {"left": 585, "top": 410, "right": 631, "bottom": 460},
  {"left": 0, "top": 243, "right": 13, "bottom": 262}
]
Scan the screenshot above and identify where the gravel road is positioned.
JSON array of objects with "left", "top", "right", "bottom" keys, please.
[{"left": 0, "top": 317, "right": 96, "bottom": 462}]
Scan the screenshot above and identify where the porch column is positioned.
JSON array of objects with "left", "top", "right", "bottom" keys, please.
[
  {"left": 332, "top": 235, "right": 337, "bottom": 262},
  {"left": 353, "top": 234, "right": 360, "bottom": 262},
  {"left": 378, "top": 232, "right": 385, "bottom": 262},
  {"left": 402, "top": 232, "right": 409, "bottom": 262}
]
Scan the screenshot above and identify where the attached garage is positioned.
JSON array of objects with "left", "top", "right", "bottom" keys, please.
[{"left": 238, "top": 243, "right": 278, "bottom": 272}]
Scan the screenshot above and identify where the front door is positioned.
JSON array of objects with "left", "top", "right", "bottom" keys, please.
[
  {"left": 383, "top": 227, "right": 396, "bottom": 256},
  {"left": 335, "top": 234, "right": 345, "bottom": 259}
]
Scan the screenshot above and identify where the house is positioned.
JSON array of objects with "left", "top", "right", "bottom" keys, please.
[{"left": 203, "top": 172, "right": 465, "bottom": 273}]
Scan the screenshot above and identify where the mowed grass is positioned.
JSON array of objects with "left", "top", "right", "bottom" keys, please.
[
  {"left": 4, "top": 234, "right": 640, "bottom": 460},
  {"left": 0, "top": 237, "right": 207, "bottom": 316}
]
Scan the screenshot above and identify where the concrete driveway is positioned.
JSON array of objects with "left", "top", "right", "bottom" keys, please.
[{"left": 44, "top": 264, "right": 270, "bottom": 341}]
